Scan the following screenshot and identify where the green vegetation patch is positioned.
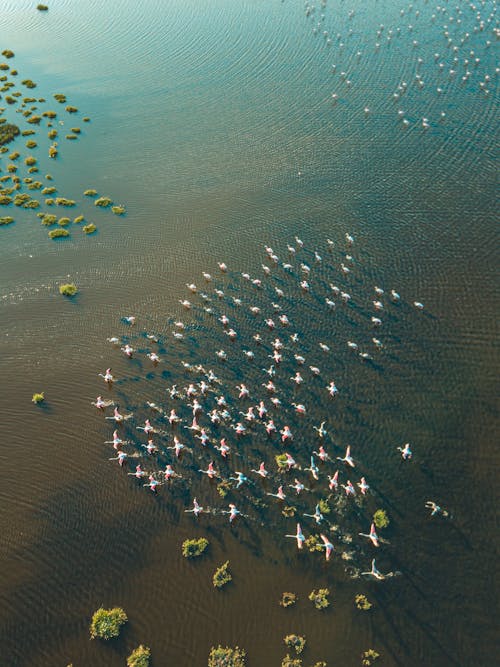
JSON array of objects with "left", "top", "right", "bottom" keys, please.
[
  {"left": 373, "top": 509, "right": 389, "bottom": 529},
  {"left": 208, "top": 646, "right": 246, "bottom": 667},
  {"left": 284, "top": 635, "right": 306, "bottom": 655},
  {"left": 309, "top": 588, "right": 330, "bottom": 610},
  {"left": 182, "top": 537, "right": 208, "bottom": 558},
  {"left": 83, "top": 223, "right": 96, "bottom": 234},
  {"left": 21, "top": 79, "right": 37, "bottom": 89},
  {"left": 94, "top": 196, "right": 112, "bottom": 208},
  {"left": 0, "top": 216, "right": 14, "bottom": 225},
  {"left": 2, "top": 50, "right": 15, "bottom": 59},
  {"left": 42, "top": 110, "right": 57, "bottom": 119},
  {"left": 84, "top": 189, "right": 97, "bottom": 196},
  {"left": 112, "top": 205, "right": 126, "bottom": 215},
  {"left": 48, "top": 228, "right": 69, "bottom": 239},
  {"left": 66, "top": 134, "right": 78, "bottom": 140},
  {"left": 362, "top": 649, "right": 380, "bottom": 666},
  {"left": 27, "top": 115, "right": 42, "bottom": 124},
  {"left": 42, "top": 187, "right": 57, "bottom": 195},
  {"left": 0, "top": 195, "right": 12, "bottom": 205},
  {"left": 280, "top": 592, "right": 297, "bottom": 608},
  {"left": 41, "top": 214, "right": 57, "bottom": 226},
  {"left": 127, "top": 645, "right": 151, "bottom": 667},
  {"left": 65, "top": 105, "right": 78, "bottom": 113},
  {"left": 58, "top": 217, "right": 71, "bottom": 226},
  {"left": 213, "top": 561, "right": 232, "bottom": 588},
  {"left": 55, "top": 197, "right": 76, "bottom": 207},
  {"left": 0, "top": 122, "right": 20, "bottom": 146},
  {"left": 22, "top": 129, "right": 36, "bottom": 136},
  {"left": 53, "top": 93, "right": 66, "bottom": 103},
  {"left": 355, "top": 594, "right": 372, "bottom": 611},
  {"left": 25, "top": 140, "right": 37, "bottom": 148},
  {"left": 32, "top": 392, "right": 45, "bottom": 404},
  {"left": 89, "top": 607, "right": 127, "bottom": 640}
]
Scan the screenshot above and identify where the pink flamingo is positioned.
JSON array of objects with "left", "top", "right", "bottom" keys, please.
[
  {"left": 337, "top": 445, "right": 355, "bottom": 467},
  {"left": 285, "top": 523, "right": 305, "bottom": 549},
  {"left": 185, "top": 498, "right": 204, "bottom": 517},
  {"left": 320, "top": 534, "right": 334, "bottom": 561},
  {"left": 251, "top": 462, "right": 269, "bottom": 478},
  {"left": 359, "top": 523, "right": 379, "bottom": 547}
]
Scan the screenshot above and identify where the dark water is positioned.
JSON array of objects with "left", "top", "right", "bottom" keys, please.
[{"left": 0, "top": 1, "right": 498, "bottom": 665}]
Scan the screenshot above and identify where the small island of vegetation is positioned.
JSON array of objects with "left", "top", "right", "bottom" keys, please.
[{"left": 90, "top": 606, "right": 127, "bottom": 640}]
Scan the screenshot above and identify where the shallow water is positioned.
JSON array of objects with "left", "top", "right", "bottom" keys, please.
[{"left": 0, "top": 1, "right": 498, "bottom": 666}]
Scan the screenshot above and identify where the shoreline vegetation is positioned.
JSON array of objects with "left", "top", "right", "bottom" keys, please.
[{"left": 0, "top": 50, "right": 126, "bottom": 239}]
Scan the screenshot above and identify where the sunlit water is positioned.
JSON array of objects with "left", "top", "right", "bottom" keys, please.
[{"left": 0, "top": 1, "right": 498, "bottom": 665}]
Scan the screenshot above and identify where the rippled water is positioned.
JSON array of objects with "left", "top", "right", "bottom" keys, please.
[{"left": 0, "top": 0, "right": 498, "bottom": 665}]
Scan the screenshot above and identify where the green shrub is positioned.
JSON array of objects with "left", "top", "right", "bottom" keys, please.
[
  {"left": 41, "top": 214, "right": 57, "bottom": 226},
  {"left": 112, "top": 205, "right": 126, "bottom": 215},
  {"left": 42, "top": 187, "right": 57, "bottom": 195},
  {"left": 373, "top": 510, "right": 389, "bottom": 529},
  {"left": 21, "top": 79, "right": 37, "bottom": 89},
  {"left": 58, "top": 217, "right": 71, "bottom": 226},
  {"left": 59, "top": 282, "right": 77, "bottom": 296},
  {"left": 281, "top": 656, "right": 302, "bottom": 667},
  {"left": 27, "top": 115, "right": 42, "bottom": 124},
  {"left": 284, "top": 635, "right": 306, "bottom": 654},
  {"left": 182, "top": 537, "right": 208, "bottom": 558},
  {"left": 308, "top": 589, "right": 330, "bottom": 610},
  {"left": 95, "top": 196, "right": 112, "bottom": 207},
  {"left": 280, "top": 592, "right": 297, "bottom": 608},
  {"left": 84, "top": 188, "right": 97, "bottom": 196},
  {"left": 55, "top": 197, "right": 75, "bottom": 207},
  {"left": 74, "top": 215, "right": 84, "bottom": 223},
  {"left": 275, "top": 453, "right": 288, "bottom": 471},
  {"left": 48, "top": 228, "right": 69, "bottom": 238},
  {"left": 0, "top": 216, "right": 14, "bottom": 225},
  {"left": 208, "top": 645, "right": 246, "bottom": 667},
  {"left": 127, "top": 645, "right": 151, "bottom": 667},
  {"left": 0, "top": 195, "right": 12, "bottom": 205},
  {"left": 53, "top": 93, "right": 66, "bottom": 103},
  {"left": 361, "top": 649, "right": 380, "bottom": 666},
  {"left": 32, "top": 392, "right": 44, "bottom": 404},
  {"left": 83, "top": 223, "right": 96, "bottom": 234},
  {"left": 355, "top": 594, "right": 372, "bottom": 611},
  {"left": 65, "top": 105, "right": 78, "bottom": 113},
  {"left": 0, "top": 123, "right": 20, "bottom": 145},
  {"left": 2, "top": 50, "right": 14, "bottom": 59},
  {"left": 66, "top": 134, "right": 77, "bottom": 140},
  {"left": 24, "top": 156, "right": 37, "bottom": 166},
  {"left": 89, "top": 607, "right": 127, "bottom": 640},
  {"left": 213, "top": 561, "right": 232, "bottom": 588},
  {"left": 26, "top": 140, "right": 37, "bottom": 148}
]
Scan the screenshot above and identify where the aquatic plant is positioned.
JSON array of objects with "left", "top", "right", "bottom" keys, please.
[
  {"left": 59, "top": 283, "right": 77, "bottom": 296},
  {"left": 9, "top": 151, "right": 20, "bottom": 161},
  {"left": 182, "top": 537, "right": 208, "bottom": 558},
  {"left": 42, "top": 110, "right": 57, "bottom": 119},
  {"left": 74, "top": 215, "right": 84, "bottom": 223},
  {"left": 2, "top": 50, "right": 14, "bottom": 58},
  {"left": 311, "top": 663, "right": 327, "bottom": 667},
  {"left": 89, "top": 607, "right": 127, "bottom": 640},
  {"left": 318, "top": 498, "right": 330, "bottom": 514},
  {"left": 45, "top": 173, "right": 53, "bottom": 180},
  {"left": 208, "top": 645, "right": 246, "bottom": 667},
  {"left": 25, "top": 140, "right": 37, "bottom": 148},
  {"left": 213, "top": 560, "right": 232, "bottom": 588},
  {"left": 0, "top": 216, "right": 14, "bottom": 225},
  {"left": 283, "top": 635, "right": 306, "bottom": 655},
  {"left": 0, "top": 63, "right": 9, "bottom": 71},
  {"left": 24, "top": 199, "right": 40, "bottom": 209},
  {"left": 22, "top": 129, "right": 36, "bottom": 136},
  {"left": 361, "top": 649, "right": 380, "bottom": 666},
  {"left": 48, "top": 228, "right": 69, "bottom": 239},
  {"left": 84, "top": 189, "right": 97, "bottom": 196},
  {"left": 66, "top": 134, "right": 78, "bottom": 140},
  {"left": 21, "top": 79, "right": 37, "bottom": 89},
  {"left": 48, "top": 144, "right": 58, "bottom": 158},
  {"left": 53, "top": 93, "right": 66, "bottom": 103},
  {"left": 373, "top": 510, "right": 389, "bottom": 529},
  {"left": 37, "top": 4, "right": 49, "bottom": 11},
  {"left": 70, "top": 127, "right": 81, "bottom": 133},
  {"left": 308, "top": 589, "right": 330, "bottom": 610},
  {"left": 355, "top": 594, "right": 372, "bottom": 611},
  {"left": 28, "top": 167, "right": 39, "bottom": 174},
  {"left": 0, "top": 123, "right": 20, "bottom": 145},
  {"left": 282, "top": 505, "right": 297, "bottom": 518},
  {"left": 42, "top": 187, "right": 57, "bottom": 195},
  {"left": 304, "top": 535, "right": 323, "bottom": 553},
  {"left": 0, "top": 195, "right": 12, "bottom": 205},
  {"left": 83, "top": 116, "right": 90, "bottom": 122},
  {"left": 65, "top": 105, "right": 78, "bottom": 113},
  {"left": 24, "top": 156, "right": 37, "bottom": 166},
  {"left": 112, "top": 205, "right": 126, "bottom": 215},
  {"left": 55, "top": 197, "right": 76, "bottom": 207},
  {"left": 127, "top": 645, "right": 151, "bottom": 667},
  {"left": 95, "top": 196, "right": 112, "bottom": 208},
  {"left": 48, "top": 129, "right": 57, "bottom": 139},
  {"left": 279, "top": 592, "right": 297, "bottom": 608},
  {"left": 4, "top": 96, "right": 16, "bottom": 105},
  {"left": 7, "top": 164, "right": 18, "bottom": 173},
  {"left": 281, "top": 656, "right": 302, "bottom": 667},
  {"left": 217, "top": 480, "right": 231, "bottom": 498},
  {"left": 58, "top": 217, "right": 71, "bottom": 226},
  {"left": 27, "top": 115, "right": 42, "bottom": 124},
  {"left": 32, "top": 392, "right": 44, "bottom": 404},
  {"left": 41, "top": 213, "right": 57, "bottom": 226},
  {"left": 275, "top": 453, "right": 288, "bottom": 471},
  {"left": 28, "top": 181, "right": 43, "bottom": 190},
  {"left": 45, "top": 198, "right": 54, "bottom": 205}
]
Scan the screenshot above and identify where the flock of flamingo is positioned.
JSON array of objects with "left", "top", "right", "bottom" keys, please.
[{"left": 92, "top": 230, "right": 440, "bottom": 579}]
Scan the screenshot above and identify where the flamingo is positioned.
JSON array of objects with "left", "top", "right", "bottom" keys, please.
[
  {"left": 163, "top": 464, "right": 180, "bottom": 481},
  {"left": 105, "top": 430, "right": 127, "bottom": 449},
  {"left": 265, "top": 419, "right": 276, "bottom": 435},
  {"left": 236, "top": 384, "right": 249, "bottom": 399},
  {"left": 109, "top": 450, "right": 127, "bottom": 466},
  {"left": 281, "top": 425, "right": 293, "bottom": 443},
  {"left": 137, "top": 419, "right": 154, "bottom": 434},
  {"left": 304, "top": 504, "right": 324, "bottom": 524},
  {"left": 320, "top": 534, "right": 334, "bottom": 561},
  {"left": 98, "top": 368, "right": 114, "bottom": 384},
  {"left": 341, "top": 480, "right": 356, "bottom": 496},
  {"left": 121, "top": 344, "right": 134, "bottom": 358},
  {"left": 251, "top": 462, "right": 269, "bottom": 478},
  {"left": 328, "top": 471, "right": 339, "bottom": 492},
  {"left": 127, "top": 465, "right": 145, "bottom": 479},
  {"left": 214, "top": 438, "right": 230, "bottom": 458},
  {"left": 229, "top": 471, "right": 248, "bottom": 489},
  {"left": 198, "top": 461, "right": 218, "bottom": 479},
  {"left": 337, "top": 445, "right": 355, "bottom": 467},
  {"left": 359, "top": 523, "right": 379, "bottom": 547},
  {"left": 92, "top": 396, "right": 113, "bottom": 409},
  {"left": 357, "top": 477, "right": 370, "bottom": 495},
  {"left": 304, "top": 456, "right": 320, "bottom": 480},
  {"left": 167, "top": 436, "right": 185, "bottom": 458},
  {"left": 313, "top": 445, "right": 329, "bottom": 462},
  {"left": 285, "top": 523, "right": 305, "bottom": 549},
  {"left": 313, "top": 421, "right": 327, "bottom": 438},
  {"left": 397, "top": 443, "right": 412, "bottom": 459},
  {"left": 326, "top": 381, "right": 338, "bottom": 397},
  {"left": 141, "top": 439, "right": 157, "bottom": 455},
  {"left": 222, "top": 503, "right": 241, "bottom": 523},
  {"left": 267, "top": 485, "right": 286, "bottom": 500},
  {"left": 185, "top": 498, "right": 204, "bottom": 517},
  {"left": 289, "top": 479, "right": 307, "bottom": 494},
  {"left": 144, "top": 474, "right": 160, "bottom": 493},
  {"left": 361, "top": 559, "right": 386, "bottom": 580}
]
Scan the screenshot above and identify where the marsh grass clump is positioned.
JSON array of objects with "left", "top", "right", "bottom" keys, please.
[
  {"left": 28, "top": 181, "right": 42, "bottom": 190},
  {"left": 42, "top": 186, "right": 57, "bottom": 195},
  {"left": 281, "top": 656, "right": 302, "bottom": 667},
  {"left": 127, "top": 645, "right": 151, "bottom": 667},
  {"left": 42, "top": 110, "right": 57, "bottom": 119},
  {"left": 48, "top": 129, "right": 58, "bottom": 139},
  {"left": 355, "top": 595, "right": 372, "bottom": 611},
  {"left": 305, "top": 535, "right": 323, "bottom": 553},
  {"left": 22, "top": 129, "right": 36, "bottom": 136},
  {"left": 95, "top": 196, "right": 112, "bottom": 208},
  {"left": 41, "top": 213, "right": 57, "bottom": 226},
  {"left": 373, "top": 510, "right": 389, "bottom": 529},
  {"left": 2, "top": 50, "right": 14, "bottom": 59},
  {"left": 318, "top": 498, "right": 330, "bottom": 515},
  {"left": 37, "top": 4, "right": 49, "bottom": 11},
  {"left": 208, "top": 645, "right": 246, "bottom": 667},
  {"left": 361, "top": 649, "right": 380, "bottom": 666},
  {"left": 65, "top": 105, "right": 78, "bottom": 113},
  {"left": 5, "top": 96, "right": 16, "bottom": 105},
  {"left": 217, "top": 479, "right": 231, "bottom": 498},
  {"left": 26, "top": 140, "right": 37, "bottom": 148},
  {"left": 28, "top": 166, "right": 39, "bottom": 174},
  {"left": 48, "top": 228, "right": 69, "bottom": 239},
  {"left": 213, "top": 561, "right": 232, "bottom": 588},
  {"left": 53, "top": 93, "right": 66, "bottom": 103},
  {"left": 182, "top": 537, "right": 208, "bottom": 558},
  {"left": 66, "top": 134, "right": 78, "bottom": 140},
  {"left": 0, "top": 63, "right": 9, "bottom": 71},
  {"left": 308, "top": 589, "right": 330, "bottom": 610},
  {"left": 0, "top": 216, "right": 14, "bottom": 225},
  {"left": 284, "top": 635, "right": 306, "bottom": 655},
  {"left": 70, "top": 127, "right": 81, "bottom": 133},
  {"left": 0, "top": 122, "right": 20, "bottom": 145},
  {"left": 112, "top": 205, "right": 126, "bottom": 215},
  {"left": 280, "top": 592, "right": 297, "bottom": 608},
  {"left": 58, "top": 217, "right": 71, "bottom": 226},
  {"left": 0, "top": 195, "right": 12, "bottom": 205},
  {"left": 55, "top": 197, "right": 76, "bottom": 207},
  {"left": 24, "top": 199, "right": 40, "bottom": 209},
  {"left": 27, "top": 115, "right": 42, "bottom": 124},
  {"left": 21, "top": 79, "right": 37, "bottom": 89},
  {"left": 90, "top": 607, "right": 127, "bottom": 640},
  {"left": 7, "top": 164, "right": 18, "bottom": 173},
  {"left": 282, "top": 505, "right": 296, "bottom": 518},
  {"left": 14, "top": 194, "right": 30, "bottom": 206},
  {"left": 24, "top": 156, "right": 37, "bottom": 166},
  {"left": 59, "top": 283, "right": 78, "bottom": 296},
  {"left": 49, "top": 144, "right": 58, "bottom": 158},
  {"left": 32, "top": 392, "right": 44, "bottom": 404},
  {"left": 74, "top": 215, "right": 84, "bottom": 223},
  {"left": 83, "top": 116, "right": 90, "bottom": 122},
  {"left": 84, "top": 189, "right": 97, "bottom": 196},
  {"left": 45, "top": 198, "right": 54, "bottom": 205},
  {"left": 83, "top": 223, "right": 96, "bottom": 234},
  {"left": 275, "top": 453, "right": 288, "bottom": 471}
]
